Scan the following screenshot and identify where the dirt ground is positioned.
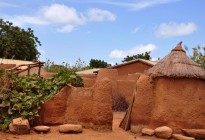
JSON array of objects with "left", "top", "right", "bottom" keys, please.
[{"left": 0, "top": 112, "right": 162, "bottom": 140}]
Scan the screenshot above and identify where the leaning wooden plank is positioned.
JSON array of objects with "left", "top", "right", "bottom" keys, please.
[{"left": 119, "top": 89, "right": 136, "bottom": 130}]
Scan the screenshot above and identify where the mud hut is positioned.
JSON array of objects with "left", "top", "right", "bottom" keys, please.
[
  {"left": 110, "top": 59, "right": 157, "bottom": 80},
  {"left": 124, "top": 42, "right": 205, "bottom": 133}
]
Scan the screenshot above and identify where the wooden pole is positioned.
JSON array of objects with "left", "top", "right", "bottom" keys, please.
[
  {"left": 119, "top": 89, "right": 136, "bottom": 130},
  {"left": 27, "top": 65, "right": 30, "bottom": 76},
  {"left": 38, "top": 62, "right": 41, "bottom": 76}
]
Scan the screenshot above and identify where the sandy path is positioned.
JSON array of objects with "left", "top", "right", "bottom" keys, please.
[{"left": 0, "top": 112, "right": 162, "bottom": 140}]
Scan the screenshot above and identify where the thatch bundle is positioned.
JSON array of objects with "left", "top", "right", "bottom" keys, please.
[{"left": 147, "top": 42, "right": 205, "bottom": 79}]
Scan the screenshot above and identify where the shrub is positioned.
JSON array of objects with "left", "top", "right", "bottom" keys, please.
[
  {"left": 0, "top": 69, "right": 83, "bottom": 129},
  {"left": 112, "top": 95, "right": 128, "bottom": 111}
]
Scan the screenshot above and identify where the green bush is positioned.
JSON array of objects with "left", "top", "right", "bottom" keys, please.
[{"left": 0, "top": 69, "right": 83, "bottom": 129}]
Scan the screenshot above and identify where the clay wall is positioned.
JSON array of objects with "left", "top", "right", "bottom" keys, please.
[
  {"left": 65, "top": 87, "right": 93, "bottom": 128},
  {"left": 92, "top": 78, "right": 113, "bottom": 130},
  {"left": 150, "top": 77, "right": 205, "bottom": 131},
  {"left": 0, "top": 64, "right": 16, "bottom": 69},
  {"left": 96, "top": 68, "right": 118, "bottom": 82},
  {"left": 19, "top": 67, "right": 56, "bottom": 78},
  {"left": 37, "top": 75, "right": 113, "bottom": 131},
  {"left": 78, "top": 74, "right": 97, "bottom": 79},
  {"left": 79, "top": 74, "right": 97, "bottom": 87},
  {"left": 96, "top": 68, "right": 118, "bottom": 97},
  {"left": 116, "top": 75, "right": 129, "bottom": 81},
  {"left": 116, "top": 80, "right": 136, "bottom": 104},
  {"left": 130, "top": 77, "right": 205, "bottom": 133},
  {"left": 42, "top": 72, "right": 56, "bottom": 79},
  {"left": 114, "top": 62, "right": 152, "bottom": 76},
  {"left": 116, "top": 73, "right": 141, "bottom": 81},
  {"left": 0, "top": 64, "right": 56, "bottom": 78},
  {"left": 130, "top": 74, "right": 154, "bottom": 133},
  {"left": 38, "top": 86, "right": 72, "bottom": 124},
  {"left": 127, "top": 73, "right": 141, "bottom": 81}
]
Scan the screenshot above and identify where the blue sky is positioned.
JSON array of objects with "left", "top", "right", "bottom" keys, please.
[{"left": 0, "top": 0, "right": 205, "bottom": 65}]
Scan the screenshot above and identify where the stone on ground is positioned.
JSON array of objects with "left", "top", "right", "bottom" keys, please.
[
  {"left": 59, "top": 124, "right": 83, "bottom": 133},
  {"left": 141, "top": 128, "right": 155, "bottom": 136},
  {"left": 34, "top": 126, "right": 50, "bottom": 133},
  {"left": 154, "top": 126, "right": 172, "bottom": 139},
  {"left": 9, "top": 117, "right": 30, "bottom": 134},
  {"left": 182, "top": 129, "right": 205, "bottom": 139},
  {"left": 172, "top": 134, "right": 195, "bottom": 140}
]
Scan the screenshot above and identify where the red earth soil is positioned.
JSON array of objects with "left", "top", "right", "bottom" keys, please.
[{"left": 0, "top": 112, "right": 162, "bottom": 140}]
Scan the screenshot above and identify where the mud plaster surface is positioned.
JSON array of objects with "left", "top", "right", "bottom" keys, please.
[
  {"left": 131, "top": 76, "right": 205, "bottom": 132},
  {"left": 149, "top": 77, "right": 205, "bottom": 131}
]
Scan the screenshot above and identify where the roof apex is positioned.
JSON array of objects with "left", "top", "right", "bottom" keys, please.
[{"left": 171, "top": 41, "right": 186, "bottom": 53}]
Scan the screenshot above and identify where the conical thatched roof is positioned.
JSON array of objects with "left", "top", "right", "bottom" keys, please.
[{"left": 147, "top": 42, "right": 205, "bottom": 79}]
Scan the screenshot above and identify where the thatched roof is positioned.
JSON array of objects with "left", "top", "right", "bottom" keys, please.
[{"left": 147, "top": 42, "right": 205, "bottom": 79}]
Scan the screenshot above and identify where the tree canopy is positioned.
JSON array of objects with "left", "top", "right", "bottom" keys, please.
[
  {"left": 185, "top": 45, "right": 205, "bottom": 69},
  {"left": 122, "top": 51, "right": 151, "bottom": 62},
  {"left": 89, "top": 59, "right": 110, "bottom": 68},
  {"left": 0, "top": 19, "right": 41, "bottom": 61}
]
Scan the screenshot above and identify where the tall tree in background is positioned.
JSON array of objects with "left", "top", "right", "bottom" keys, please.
[
  {"left": 185, "top": 45, "right": 205, "bottom": 69},
  {"left": 89, "top": 59, "right": 109, "bottom": 68},
  {"left": 0, "top": 19, "right": 41, "bottom": 61},
  {"left": 122, "top": 51, "right": 151, "bottom": 62}
]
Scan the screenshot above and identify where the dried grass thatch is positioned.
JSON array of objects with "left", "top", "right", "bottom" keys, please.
[{"left": 147, "top": 42, "right": 205, "bottom": 79}]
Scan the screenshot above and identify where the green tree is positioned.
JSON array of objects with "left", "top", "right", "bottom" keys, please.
[
  {"left": 185, "top": 45, "right": 205, "bottom": 69},
  {"left": 0, "top": 19, "right": 41, "bottom": 61},
  {"left": 122, "top": 51, "right": 151, "bottom": 62},
  {"left": 89, "top": 59, "right": 109, "bottom": 68}
]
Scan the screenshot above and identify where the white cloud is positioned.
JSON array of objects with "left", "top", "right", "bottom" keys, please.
[
  {"left": 2, "top": 3, "right": 116, "bottom": 33},
  {"left": 42, "top": 4, "right": 86, "bottom": 25},
  {"left": 109, "top": 50, "right": 125, "bottom": 59},
  {"left": 155, "top": 22, "right": 197, "bottom": 38},
  {"left": 109, "top": 44, "right": 156, "bottom": 58},
  {"left": 57, "top": 25, "right": 75, "bottom": 33},
  {"left": 99, "top": 0, "right": 180, "bottom": 11},
  {"left": 6, "top": 16, "right": 49, "bottom": 27},
  {"left": 87, "top": 8, "right": 116, "bottom": 22}
]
